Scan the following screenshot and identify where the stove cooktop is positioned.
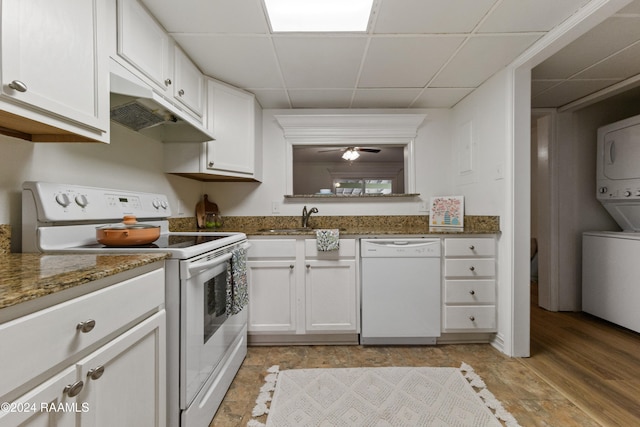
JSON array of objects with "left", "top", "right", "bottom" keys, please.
[{"left": 78, "top": 234, "right": 232, "bottom": 250}]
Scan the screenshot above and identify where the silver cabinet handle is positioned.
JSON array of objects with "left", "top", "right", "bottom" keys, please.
[
  {"left": 469, "top": 266, "right": 475, "bottom": 272},
  {"left": 87, "top": 365, "right": 105, "bottom": 380},
  {"left": 76, "top": 319, "right": 96, "bottom": 333},
  {"left": 208, "top": 161, "right": 214, "bottom": 167},
  {"left": 306, "top": 264, "right": 310, "bottom": 269},
  {"left": 469, "top": 290, "right": 475, "bottom": 295},
  {"left": 8, "top": 80, "right": 27, "bottom": 92},
  {"left": 178, "top": 89, "right": 185, "bottom": 96},
  {"left": 289, "top": 264, "right": 294, "bottom": 269},
  {"left": 164, "top": 78, "right": 172, "bottom": 86},
  {"left": 469, "top": 316, "right": 475, "bottom": 322},
  {"left": 63, "top": 380, "right": 84, "bottom": 397},
  {"left": 469, "top": 245, "right": 475, "bottom": 250}
]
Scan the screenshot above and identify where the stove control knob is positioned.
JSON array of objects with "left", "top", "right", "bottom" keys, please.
[
  {"left": 75, "top": 194, "right": 88, "bottom": 208},
  {"left": 152, "top": 200, "right": 160, "bottom": 209},
  {"left": 624, "top": 190, "right": 632, "bottom": 197},
  {"left": 160, "top": 200, "right": 168, "bottom": 209},
  {"left": 55, "top": 193, "right": 71, "bottom": 207}
]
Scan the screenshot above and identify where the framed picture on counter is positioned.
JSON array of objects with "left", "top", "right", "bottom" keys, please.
[{"left": 429, "top": 196, "right": 464, "bottom": 231}]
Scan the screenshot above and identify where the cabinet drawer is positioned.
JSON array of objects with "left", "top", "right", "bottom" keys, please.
[
  {"left": 305, "top": 238, "right": 356, "bottom": 258},
  {"left": 444, "top": 306, "right": 496, "bottom": 331},
  {"left": 248, "top": 239, "right": 296, "bottom": 258},
  {"left": 0, "top": 268, "right": 164, "bottom": 399},
  {"left": 444, "top": 280, "right": 495, "bottom": 304},
  {"left": 444, "top": 238, "right": 495, "bottom": 257},
  {"left": 444, "top": 259, "right": 495, "bottom": 277}
]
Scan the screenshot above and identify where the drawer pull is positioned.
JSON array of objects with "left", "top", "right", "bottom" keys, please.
[
  {"left": 9, "top": 80, "right": 28, "bottom": 92},
  {"left": 88, "top": 365, "right": 105, "bottom": 380},
  {"left": 178, "top": 89, "right": 185, "bottom": 97},
  {"left": 63, "top": 380, "right": 84, "bottom": 397},
  {"left": 289, "top": 264, "right": 294, "bottom": 269},
  {"left": 469, "top": 316, "right": 476, "bottom": 322},
  {"left": 76, "top": 319, "right": 96, "bottom": 333},
  {"left": 469, "top": 290, "right": 475, "bottom": 295},
  {"left": 469, "top": 266, "right": 475, "bottom": 272},
  {"left": 306, "top": 264, "right": 311, "bottom": 269},
  {"left": 469, "top": 245, "right": 475, "bottom": 250},
  {"left": 164, "top": 78, "right": 172, "bottom": 86}
]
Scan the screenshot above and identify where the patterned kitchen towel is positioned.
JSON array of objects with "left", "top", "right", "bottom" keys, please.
[
  {"left": 316, "top": 229, "right": 340, "bottom": 251},
  {"left": 226, "top": 246, "right": 248, "bottom": 315}
]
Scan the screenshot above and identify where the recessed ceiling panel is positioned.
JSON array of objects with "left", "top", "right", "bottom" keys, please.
[
  {"left": 432, "top": 35, "right": 541, "bottom": 87},
  {"left": 351, "top": 89, "right": 422, "bottom": 108},
  {"left": 273, "top": 36, "right": 368, "bottom": 88},
  {"left": 250, "top": 89, "right": 291, "bottom": 108},
  {"left": 478, "top": 0, "right": 590, "bottom": 33},
  {"left": 288, "top": 89, "right": 355, "bottom": 108},
  {"left": 141, "top": 0, "right": 268, "bottom": 33},
  {"left": 532, "top": 17, "right": 640, "bottom": 79},
  {"left": 572, "top": 41, "right": 640, "bottom": 79},
  {"left": 411, "top": 88, "right": 474, "bottom": 108},
  {"left": 173, "top": 35, "right": 283, "bottom": 89},
  {"left": 532, "top": 79, "right": 622, "bottom": 108},
  {"left": 373, "top": 0, "right": 495, "bottom": 34},
  {"left": 358, "top": 36, "right": 464, "bottom": 88}
]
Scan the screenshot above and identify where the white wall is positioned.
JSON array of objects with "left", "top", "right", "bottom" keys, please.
[
  {"left": 0, "top": 123, "right": 203, "bottom": 252},
  {"left": 451, "top": 68, "right": 518, "bottom": 355},
  {"left": 203, "top": 108, "right": 456, "bottom": 217}
]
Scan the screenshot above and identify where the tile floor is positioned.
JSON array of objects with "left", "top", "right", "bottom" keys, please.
[{"left": 210, "top": 343, "right": 596, "bottom": 426}]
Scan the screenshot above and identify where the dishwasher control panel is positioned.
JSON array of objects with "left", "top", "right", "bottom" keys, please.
[{"left": 360, "top": 238, "right": 441, "bottom": 257}]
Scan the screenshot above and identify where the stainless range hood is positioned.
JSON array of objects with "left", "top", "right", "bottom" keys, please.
[{"left": 109, "top": 60, "right": 214, "bottom": 143}]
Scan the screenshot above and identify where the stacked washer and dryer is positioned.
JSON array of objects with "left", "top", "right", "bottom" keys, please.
[{"left": 583, "top": 114, "right": 640, "bottom": 334}]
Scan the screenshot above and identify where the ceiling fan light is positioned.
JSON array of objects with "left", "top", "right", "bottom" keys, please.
[{"left": 342, "top": 149, "right": 360, "bottom": 161}]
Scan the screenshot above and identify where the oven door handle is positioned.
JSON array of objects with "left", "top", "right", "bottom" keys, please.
[{"left": 187, "top": 252, "right": 233, "bottom": 277}]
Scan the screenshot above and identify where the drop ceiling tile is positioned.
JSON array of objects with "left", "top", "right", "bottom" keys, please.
[
  {"left": 411, "top": 88, "right": 474, "bottom": 108},
  {"left": 478, "top": 0, "right": 590, "bottom": 32},
  {"left": 273, "top": 36, "right": 368, "bottom": 88},
  {"left": 141, "top": 0, "right": 269, "bottom": 33},
  {"left": 618, "top": 0, "right": 640, "bottom": 14},
  {"left": 431, "top": 34, "right": 541, "bottom": 87},
  {"left": 351, "top": 89, "right": 422, "bottom": 108},
  {"left": 288, "top": 90, "right": 354, "bottom": 108},
  {"left": 173, "top": 35, "right": 283, "bottom": 89},
  {"left": 250, "top": 89, "right": 291, "bottom": 109},
  {"left": 573, "top": 40, "right": 640, "bottom": 79},
  {"left": 531, "top": 80, "right": 562, "bottom": 97},
  {"left": 358, "top": 36, "right": 465, "bottom": 88},
  {"left": 373, "top": 0, "right": 495, "bottom": 34},
  {"left": 531, "top": 79, "right": 622, "bottom": 108},
  {"left": 532, "top": 17, "right": 640, "bottom": 79}
]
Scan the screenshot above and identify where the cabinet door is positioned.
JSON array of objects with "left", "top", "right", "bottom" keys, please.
[
  {"left": 1, "top": 0, "right": 107, "bottom": 132},
  {"left": 117, "top": 0, "right": 172, "bottom": 94},
  {"left": 76, "top": 311, "right": 166, "bottom": 427},
  {"left": 0, "top": 367, "right": 78, "bottom": 427},
  {"left": 206, "top": 80, "right": 255, "bottom": 175},
  {"left": 305, "top": 260, "right": 357, "bottom": 332},
  {"left": 173, "top": 46, "right": 203, "bottom": 118},
  {"left": 247, "top": 260, "right": 297, "bottom": 333}
]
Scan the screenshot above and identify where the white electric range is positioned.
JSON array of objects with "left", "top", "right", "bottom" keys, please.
[{"left": 22, "top": 181, "right": 248, "bottom": 427}]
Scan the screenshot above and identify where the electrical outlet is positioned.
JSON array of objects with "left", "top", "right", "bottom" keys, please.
[{"left": 271, "top": 201, "right": 280, "bottom": 214}]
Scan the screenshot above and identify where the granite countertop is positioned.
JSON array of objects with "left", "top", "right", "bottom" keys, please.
[{"left": 0, "top": 253, "right": 169, "bottom": 311}]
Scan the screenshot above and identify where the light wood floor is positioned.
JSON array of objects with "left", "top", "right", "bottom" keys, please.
[{"left": 211, "top": 284, "right": 640, "bottom": 426}]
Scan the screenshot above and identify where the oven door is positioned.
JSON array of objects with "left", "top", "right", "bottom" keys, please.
[{"left": 180, "top": 250, "right": 241, "bottom": 407}]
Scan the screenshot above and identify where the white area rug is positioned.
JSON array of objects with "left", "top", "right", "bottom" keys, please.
[{"left": 248, "top": 364, "right": 520, "bottom": 427}]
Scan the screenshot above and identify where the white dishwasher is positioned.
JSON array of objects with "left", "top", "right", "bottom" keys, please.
[{"left": 360, "top": 238, "right": 441, "bottom": 345}]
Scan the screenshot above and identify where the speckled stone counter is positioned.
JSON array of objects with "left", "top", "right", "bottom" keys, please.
[
  {"left": 0, "top": 225, "right": 10, "bottom": 254},
  {"left": 0, "top": 253, "right": 169, "bottom": 311},
  {"left": 170, "top": 215, "right": 500, "bottom": 236}
]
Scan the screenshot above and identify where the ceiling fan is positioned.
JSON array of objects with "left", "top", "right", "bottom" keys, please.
[{"left": 318, "top": 146, "right": 381, "bottom": 161}]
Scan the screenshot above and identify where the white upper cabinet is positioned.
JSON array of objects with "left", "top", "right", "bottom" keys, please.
[
  {"left": 173, "top": 46, "right": 204, "bottom": 117},
  {"left": 0, "top": 0, "right": 109, "bottom": 142},
  {"left": 205, "top": 79, "right": 262, "bottom": 178},
  {"left": 116, "top": 0, "right": 172, "bottom": 95}
]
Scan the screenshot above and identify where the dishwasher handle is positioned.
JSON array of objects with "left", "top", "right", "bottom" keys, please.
[{"left": 363, "top": 239, "right": 439, "bottom": 248}]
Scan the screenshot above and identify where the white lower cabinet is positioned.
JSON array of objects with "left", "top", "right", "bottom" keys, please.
[
  {"left": 247, "top": 238, "right": 358, "bottom": 342},
  {"left": 0, "top": 266, "right": 166, "bottom": 427},
  {"left": 442, "top": 237, "right": 497, "bottom": 333}
]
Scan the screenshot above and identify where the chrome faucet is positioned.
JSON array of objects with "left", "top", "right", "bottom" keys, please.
[{"left": 301, "top": 206, "right": 318, "bottom": 228}]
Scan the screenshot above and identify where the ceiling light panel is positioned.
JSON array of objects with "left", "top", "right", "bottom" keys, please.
[{"left": 264, "top": 0, "right": 374, "bottom": 32}]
